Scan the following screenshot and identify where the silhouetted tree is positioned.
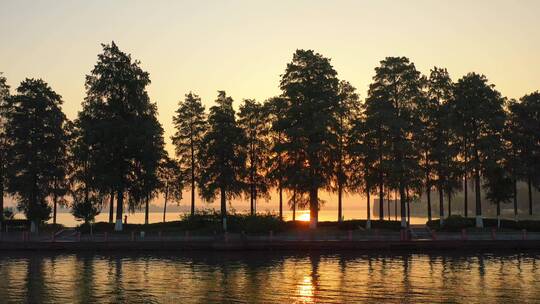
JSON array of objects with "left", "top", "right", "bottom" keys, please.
[
  {"left": 450, "top": 73, "right": 506, "bottom": 227},
  {"left": 265, "top": 96, "right": 289, "bottom": 220},
  {"left": 238, "top": 99, "right": 271, "bottom": 215},
  {"left": 365, "top": 57, "right": 424, "bottom": 228},
  {"left": 276, "top": 49, "right": 340, "bottom": 229},
  {"left": 348, "top": 106, "right": 376, "bottom": 228},
  {"left": 172, "top": 92, "right": 207, "bottom": 216},
  {"left": 69, "top": 119, "right": 103, "bottom": 226},
  {"left": 198, "top": 91, "right": 246, "bottom": 231},
  {"left": 0, "top": 73, "right": 10, "bottom": 231},
  {"left": 509, "top": 92, "right": 540, "bottom": 215},
  {"left": 422, "top": 67, "right": 460, "bottom": 224},
  {"left": 5, "top": 79, "right": 68, "bottom": 232},
  {"left": 80, "top": 42, "right": 164, "bottom": 231},
  {"left": 158, "top": 154, "right": 183, "bottom": 222},
  {"left": 332, "top": 80, "right": 361, "bottom": 222}
]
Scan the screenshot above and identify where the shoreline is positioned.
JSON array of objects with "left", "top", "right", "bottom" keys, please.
[{"left": 2, "top": 239, "right": 540, "bottom": 252}]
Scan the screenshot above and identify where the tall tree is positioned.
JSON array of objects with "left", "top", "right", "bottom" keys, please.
[
  {"left": 158, "top": 154, "right": 183, "bottom": 222},
  {"left": 198, "top": 91, "right": 246, "bottom": 231},
  {"left": 238, "top": 99, "right": 271, "bottom": 215},
  {"left": 276, "top": 49, "right": 340, "bottom": 229},
  {"left": 265, "top": 96, "right": 289, "bottom": 220},
  {"left": 422, "top": 67, "right": 460, "bottom": 225},
  {"left": 69, "top": 119, "right": 103, "bottom": 226},
  {"left": 172, "top": 92, "right": 206, "bottom": 216},
  {"left": 5, "top": 79, "right": 68, "bottom": 232},
  {"left": 365, "top": 57, "right": 424, "bottom": 228},
  {"left": 511, "top": 92, "right": 540, "bottom": 215},
  {"left": 348, "top": 105, "right": 376, "bottom": 229},
  {"left": 80, "top": 42, "right": 164, "bottom": 231},
  {"left": 332, "top": 81, "right": 361, "bottom": 222},
  {"left": 0, "top": 73, "right": 10, "bottom": 231},
  {"left": 450, "top": 73, "right": 506, "bottom": 227}
]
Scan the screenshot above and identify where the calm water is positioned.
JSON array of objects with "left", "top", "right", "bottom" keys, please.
[{"left": 0, "top": 251, "right": 539, "bottom": 303}]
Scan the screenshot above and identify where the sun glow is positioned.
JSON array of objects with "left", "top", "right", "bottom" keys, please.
[{"left": 297, "top": 213, "right": 310, "bottom": 222}]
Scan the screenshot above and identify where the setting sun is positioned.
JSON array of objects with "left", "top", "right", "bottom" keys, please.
[{"left": 297, "top": 213, "right": 310, "bottom": 222}]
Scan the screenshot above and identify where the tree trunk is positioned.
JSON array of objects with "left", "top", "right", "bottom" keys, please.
[
  {"left": 513, "top": 178, "right": 518, "bottom": 220},
  {"left": 439, "top": 188, "right": 444, "bottom": 226},
  {"left": 108, "top": 192, "right": 114, "bottom": 223},
  {"left": 464, "top": 175, "right": 468, "bottom": 217},
  {"left": 406, "top": 191, "right": 410, "bottom": 227},
  {"left": 448, "top": 192, "right": 452, "bottom": 217},
  {"left": 497, "top": 200, "right": 501, "bottom": 228},
  {"left": 387, "top": 190, "right": 391, "bottom": 221},
  {"left": 474, "top": 167, "right": 483, "bottom": 228},
  {"left": 399, "top": 185, "right": 406, "bottom": 228},
  {"left": 528, "top": 176, "right": 533, "bottom": 216},
  {"left": 279, "top": 185, "right": 283, "bottom": 220},
  {"left": 53, "top": 194, "right": 57, "bottom": 225},
  {"left": 191, "top": 141, "right": 195, "bottom": 216},
  {"left": 250, "top": 183, "right": 254, "bottom": 216},
  {"left": 163, "top": 189, "right": 168, "bottom": 223},
  {"left": 338, "top": 183, "right": 343, "bottom": 222},
  {"left": 115, "top": 190, "right": 123, "bottom": 231},
  {"left": 309, "top": 187, "right": 318, "bottom": 229},
  {"left": 0, "top": 174, "right": 3, "bottom": 232},
  {"left": 144, "top": 196, "right": 149, "bottom": 225},
  {"left": 394, "top": 190, "right": 398, "bottom": 221},
  {"left": 292, "top": 190, "right": 296, "bottom": 221},
  {"left": 379, "top": 181, "right": 384, "bottom": 220},
  {"left": 220, "top": 187, "right": 227, "bottom": 231},
  {"left": 426, "top": 185, "right": 432, "bottom": 222},
  {"left": 366, "top": 188, "right": 371, "bottom": 229}
]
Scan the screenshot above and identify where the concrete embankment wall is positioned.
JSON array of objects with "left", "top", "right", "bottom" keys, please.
[{"left": 2, "top": 240, "right": 540, "bottom": 252}]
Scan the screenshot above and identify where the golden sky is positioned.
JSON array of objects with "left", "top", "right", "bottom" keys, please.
[{"left": 1, "top": 0, "right": 539, "bottom": 216}]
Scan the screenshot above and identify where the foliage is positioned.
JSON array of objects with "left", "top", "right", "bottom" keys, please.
[
  {"left": 4, "top": 79, "right": 68, "bottom": 227},
  {"left": 78, "top": 42, "right": 165, "bottom": 230},
  {"left": 238, "top": 98, "right": 271, "bottom": 214},
  {"left": 171, "top": 92, "right": 206, "bottom": 215},
  {"left": 198, "top": 91, "right": 247, "bottom": 229},
  {"left": 275, "top": 49, "right": 340, "bottom": 228}
]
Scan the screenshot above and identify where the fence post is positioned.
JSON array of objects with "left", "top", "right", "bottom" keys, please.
[
  {"left": 522, "top": 229, "right": 527, "bottom": 241},
  {"left": 224, "top": 232, "right": 229, "bottom": 243},
  {"left": 51, "top": 231, "right": 55, "bottom": 242},
  {"left": 185, "top": 230, "right": 190, "bottom": 241},
  {"left": 375, "top": 228, "right": 380, "bottom": 241},
  {"left": 104, "top": 232, "right": 108, "bottom": 242},
  {"left": 461, "top": 229, "right": 467, "bottom": 241},
  {"left": 348, "top": 230, "right": 352, "bottom": 241},
  {"left": 491, "top": 227, "right": 496, "bottom": 240},
  {"left": 431, "top": 230, "right": 437, "bottom": 241},
  {"left": 131, "top": 231, "right": 135, "bottom": 242},
  {"left": 269, "top": 230, "right": 274, "bottom": 242},
  {"left": 77, "top": 231, "right": 81, "bottom": 242}
]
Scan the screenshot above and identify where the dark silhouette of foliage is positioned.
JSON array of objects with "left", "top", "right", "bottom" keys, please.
[
  {"left": 4, "top": 79, "right": 68, "bottom": 232},
  {"left": 0, "top": 73, "right": 10, "bottom": 231},
  {"left": 172, "top": 92, "right": 207, "bottom": 216},
  {"left": 365, "top": 57, "right": 424, "bottom": 228},
  {"left": 238, "top": 98, "right": 271, "bottom": 215},
  {"left": 276, "top": 49, "right": 340, "bottom": 229},
  {"left": 78, "top": 42, "right": 164, "bottom": 231},
  {"left": 198, "top": 91, "right": 247, "bottom": 231},
  {"left": 449, "top": 73, "right": 507, "bottom": 227},
  {"left": 158, "top": 154, "right": 183, "bottom": 222}
]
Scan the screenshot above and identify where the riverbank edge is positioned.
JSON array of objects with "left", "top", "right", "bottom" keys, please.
[{"left": 1, "top": 240, "right": 540, "bottom": 252}]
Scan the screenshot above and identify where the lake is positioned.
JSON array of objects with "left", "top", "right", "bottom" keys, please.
[{"left": 0, "top": 251, "right": 539, "bottom": 303}]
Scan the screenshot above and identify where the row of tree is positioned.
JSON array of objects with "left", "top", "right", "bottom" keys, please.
[{"left": 0, "top": 43, "right": 539, "bottom": 232}]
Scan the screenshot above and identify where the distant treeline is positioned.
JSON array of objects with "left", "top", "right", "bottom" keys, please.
[{"left": 0, "top": 42, "right": 538, "bottom": 232}]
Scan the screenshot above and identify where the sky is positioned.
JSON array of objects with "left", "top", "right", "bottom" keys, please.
[{"left": 1, "top": 0, "right": 539, "bottom": 217}]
